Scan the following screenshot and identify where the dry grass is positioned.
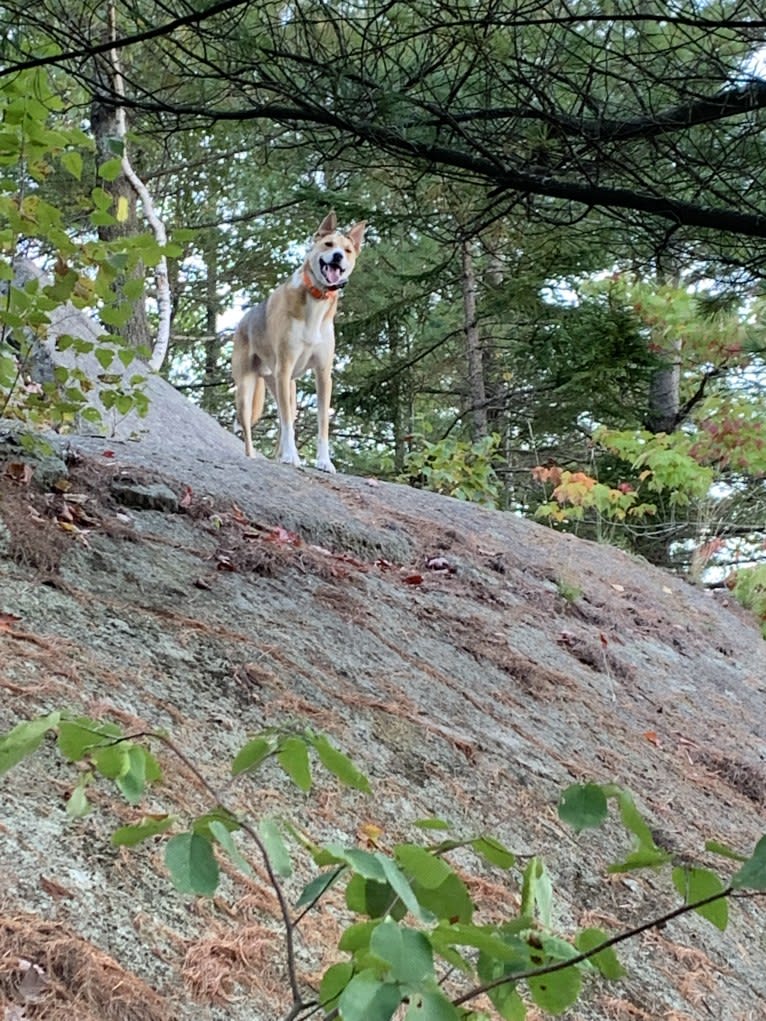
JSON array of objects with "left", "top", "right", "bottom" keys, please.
[{"left": 0, "top": 913, "right": 170, "bottom": 1021}]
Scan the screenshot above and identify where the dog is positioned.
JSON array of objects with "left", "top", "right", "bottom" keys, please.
[{"left": 231, "top": 211, "right": 366, "bottom": 473}]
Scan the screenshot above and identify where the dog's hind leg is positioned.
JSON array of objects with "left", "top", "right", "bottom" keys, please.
[
  {"left": 235, "top": 373, "right": 258, "bottom": 458},
  {"left": 252, "top": 376, "right": 265, "bottom": 426}
]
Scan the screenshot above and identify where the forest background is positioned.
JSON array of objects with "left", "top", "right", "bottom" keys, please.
[{"left": 3, "top": 0, "right": 766, "bottom": 589}]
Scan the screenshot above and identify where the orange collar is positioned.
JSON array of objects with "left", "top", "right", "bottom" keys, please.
[{"left": 302, "top": 271, "right": 337, "bottom": 301}]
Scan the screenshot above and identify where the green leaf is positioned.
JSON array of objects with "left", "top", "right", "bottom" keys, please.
[
  {"left": 432, "top": 923, "right": 530, "bottom": 966},
  {"left": 339, "top": 919, "right": 379, "bottom": 953},
  {"left": 471, "top": 836, "right": 516, "bottom": 869},
  {"left": 329, "top": 846, "right": 387, "bottom": 882},
  {"left": 558, "top": 783, "right": 607, "bottom": 831},
  {"left": 574, "top": 928, "right": 626, "bottom": 979},
  {"left": 671, "top": 867, "right": 728, "bottom": 930},
  {"left": 165, "top": 832, "right": 220, "bottom": 895},
  {"left": 732, "top": 835, "right": 766, "bottom": 890},
  {"left": 405, "top": 989, "right": 460, "bottom": 1021},
  {"left": 93, "top": 740, "right": 130, "bottom": 779},
  {"left": 371, "top": 919, "right": 435, "bottom": 985},
  {"left": 310, "top": 733, "right": 371, "bottom": 792},
  {"left": 414, "top": 817, "right": 452, "bottom": 831},
  {"left": 612, "top": 788, "right": 655, "bottom": 848},
  {"left": 319, "top": 961, "right": 354, "bottom": 1010},
  {"left": 0, "top": 713, "right": 60, "bottom": 774},
  {"left": 295, "top": 868, "right": 343, "bottom": 911},
  {"left": 192, "top": 805, "right": 241, "bottom": 839},
  {"left": 57, "top": 717, "right": 120, "bottom": 760},
  {"left": 209, "top": 820, "right": 254, "bottom": 877},
  {"left": 277, "top": 735, "right": 312, "bottom": 791},
  {"left": 94, "top": 346, "right": 114, "bottom": 370},
  {"left": 395, "top": 844, "right": 452, "bottom": 889},
  {"left": 607, "top": 847, "right": 672, "bottom": 873},
  {"left": 66, "top": 775, "right": 91, "bottom": 818},
  {"left": 231, "top": 734, "right": 276, "bottom": 776},
  {"left": 521, "top": 857, "right": 551, "bottom": 925},
  {"left": 705, "top": 839, "right": 747, "bottom": 862},
  {"left": 259, "top": 817, "right": 291, "bottom": 878},
  {"left": 379, "top": 855, "right": 435, "bottom": 924},
  {"left": 487, "top": 983, "right": 526, "bottom": 1021},
  {"left": 346, "top": 874, "right": 404, "bottom": 919},
  {"left": 117, "top": 745, "right": 153, "bottom": 804},
  {"left": 60, "top": 150, "right": 82, "bottom": 180},
  {"left": 338, "top": 970, "right": 402, "bottom": 1021},
  {"left": 412, "top": 872, "right": 473, "bottom": 925},
  {"left": 98, "top": 157, "right": 124, "bottom": 181},
  {"left": 112, "top": 814, "right": 175, "bottom": 847},
  {"left": 528, "top": 965, "right": 581, "bottom": 1014}
]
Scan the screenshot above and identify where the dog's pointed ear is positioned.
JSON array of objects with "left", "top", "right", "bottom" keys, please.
[
  {"left": 347, "top": 221, "right": 367, "bottom": 253},
  {"left": 315, "top": 211, "right": 337, "bottom": 238}
]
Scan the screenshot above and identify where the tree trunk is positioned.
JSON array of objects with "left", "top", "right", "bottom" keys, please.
[
  {"left": 90, "top": 97, "right": 151, "bottom": 352},
  {"left": 646, "top": 336, "right": 682, "bottom": 434},
  {"left": 461, "top": 241, "right": 488, "bottom": 441},
  {"left": 201, "top": 234, "right": 220, "bottom": 414}
]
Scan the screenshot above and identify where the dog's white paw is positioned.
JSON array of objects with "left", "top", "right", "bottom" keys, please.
[{"left": 315, "top": 457, "right": 336, "bottom": 474}]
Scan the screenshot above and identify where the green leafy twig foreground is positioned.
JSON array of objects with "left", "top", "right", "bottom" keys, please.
[{"left": 2, "top": 712, "right": 765, "bottom": 1020}]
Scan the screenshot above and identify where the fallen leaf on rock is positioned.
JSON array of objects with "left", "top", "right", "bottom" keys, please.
[
  {"left": 643, "top": 731, "right": 660, "bottom": 747},
  {"left": 403, "top": 573, "right": 424, "bottom": 585},
  {"left": 39, "top": 874, "right": 75, "bottom": 899},
  {"left": 0, "top": 611, "right": 22, "bottom": 631},
  {"left": 4, "top": 461, "right": 33, "bottom": 485},
  {"left": 358, "top": 822, "right": 384, "bottom": 847},
  {"left": 610, "top": 583, "right": 625, "bottom": 592},
  {"left": 102, "top": 449, "right": 115, "bottom": 458}
]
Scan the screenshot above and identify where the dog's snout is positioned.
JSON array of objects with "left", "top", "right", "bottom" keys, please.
[{"left": 329, "top": 250, "right": 344, "bottom": 265}]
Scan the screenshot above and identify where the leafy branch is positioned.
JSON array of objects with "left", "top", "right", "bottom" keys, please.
[{"left": 2, "top": 711, "right": 766, "bottom": 1020}]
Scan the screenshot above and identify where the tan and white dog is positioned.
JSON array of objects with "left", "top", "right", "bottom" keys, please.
[{"left": 231, "top": 211, "right": 366, "bottom": 473}]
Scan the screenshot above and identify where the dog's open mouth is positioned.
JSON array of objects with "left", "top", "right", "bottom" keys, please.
[{"left": 320, "top": 262, "right": 344, "bottom": 286}]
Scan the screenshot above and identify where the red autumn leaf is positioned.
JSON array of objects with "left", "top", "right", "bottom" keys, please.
[
  {"left": 102, "top": 450, "right": 115, "bottom": 458},
  {"left": 403, "top": 573, "right": 424, "bottom": 585},
  {"left": 643, "top": 731, "right": 660, "bottom": 746}
]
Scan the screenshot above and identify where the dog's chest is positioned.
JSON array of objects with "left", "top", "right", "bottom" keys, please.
[{"left": 287, "top": 298, "right": 333, "bottom": 356}]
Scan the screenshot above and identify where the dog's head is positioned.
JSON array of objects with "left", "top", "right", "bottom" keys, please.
[{"left": 305, "top": 211, "right": 366, "bottom": 292}]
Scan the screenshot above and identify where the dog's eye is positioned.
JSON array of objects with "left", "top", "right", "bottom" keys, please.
[{"left": 324, "top": 240, "right": 333, "bottom": 247}]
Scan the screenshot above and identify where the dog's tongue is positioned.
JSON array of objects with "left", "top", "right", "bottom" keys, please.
[{"left": 323, "top": 264, "right": 342, "bottom": 285}]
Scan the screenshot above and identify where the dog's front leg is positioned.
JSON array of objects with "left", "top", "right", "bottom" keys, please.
[
  {"left": 274, "top": 363, "right": 302, "bottom": 466},
  {"left": 314, "top": 362, "right": 336, "bottom": 473}
]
